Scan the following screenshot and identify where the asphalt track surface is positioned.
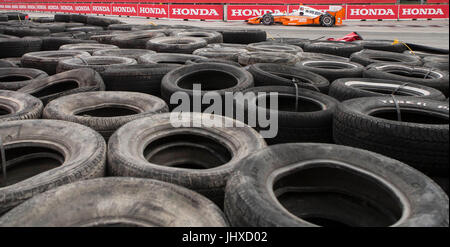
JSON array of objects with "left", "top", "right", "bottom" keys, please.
[{"left": 21, "top": 12, "right": 450, "bottom": 49}]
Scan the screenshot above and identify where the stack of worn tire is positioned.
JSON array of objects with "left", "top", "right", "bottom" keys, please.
[{"left": 0, "top": 14, "right": 448, "bottom": 227}]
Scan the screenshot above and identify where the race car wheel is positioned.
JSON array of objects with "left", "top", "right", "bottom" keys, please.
[
  {"left": 320, "top": 14, "right": 335, "bottom": 27},
  {"left": 261, "top": 14, "right": 274, "bottom": 25}
]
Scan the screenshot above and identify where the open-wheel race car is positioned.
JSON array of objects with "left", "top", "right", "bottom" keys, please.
[{"left": 247, "top": 5, "right": 345, "bottom": 27}]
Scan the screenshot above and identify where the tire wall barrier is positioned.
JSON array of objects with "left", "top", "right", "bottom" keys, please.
[{"left": 0, "top": 2, "right": 448, "bottom": 21}]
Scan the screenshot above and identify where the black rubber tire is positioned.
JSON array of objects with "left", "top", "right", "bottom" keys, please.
[
  {"left": 89, "top": 31, "right": 127, "bottom": 44},
  {"left": 185, "top": 57, "right": 242, "bottom": 67},
  {"left": 238, "top": 51, "right": 299, "bottom": 66},
  {"left": 100, "top": 64, "right": 181, "bottom": 96},
  {"left": 175, "top": 30, "right": 223, "bottom": 44},
  {"left": 0, "top": 59, "right": 17, "bottom": 68},
  {"left": 3, "top": 12, "right": 27, "bottom": 21},
  {"left": 236, "top": 86, "right": 338, "bottom": 144},
  {"left": 70, "top": 14, "right": 88, "bottom": 24},
  {"left": 333, "top": 96, "right": 449, "bottom": 175},
  {"left": 350, "top": 49, "right": 422, "bottom": 66},
  {"left": 404, "top": 50, "right": 448, "bottom": 58},
  {"left": 247, "top": 42, "right": 303, "bottom": 54},
  {"left": 0, "top": 20, "right": 29, "bottom": 26},
  {"left": 56, "top": 56, "right": 137, "bottom": 74},
  {"left": 297, "top": 52, "right": 349, "bottom": 62},
  {"left": 0, "top": 119, "right": 106, "bottom": 214},
  {"left": 0, "top": 34, "right": 16, "bottom": 39},
  {"left": 43, "top": 91, "right": 169, "bottom": 139},
  {"left": 131, "top": 25, "right": 171, "bottom": 31},
  {"left": 65, "top": 26, "right": 103, "bottom": 33},
  {"left": 354, "top": 40, "right": 407, "bottom": 53},
  {"left": 107, "top": 24, "right": 141, "bottom": 31},
  {"left": 319, "top": 14, "right": 335, "bottom": 27},
  {"left": 31, "top": 23, "right": 65, "bottom": 33},
  {"left": 161, "top": 63, "right": 254, "bottom": 111},
  {"left": 93, "top": 49, "right": 155, "bottom": 60},
  {"left": 30, "top": 17, "right": 54, "bottom": 23},
  {"left": 59, "top": 43, "right": 119, "bottom": 55},
  {"left": 0, "top": 57, "right": 21, "bottom": 67},
  {"left": 21, "top": 50, "right": 91, "bottom": 75},
  {"left": 50, "top": 31, "right": 87, "bottom": 40},
  {"left": 0, "top": 177, "right": 228, "bottom": 227},
  {"left": 224, "top": 143, "right": 449, "bottom": 227},
  {"left": 4, "top": 27, "right": 50, "bottom": 37},
  {"left": 424, "top": 61, "right": 449, "bottom": 72},
  {"left": 0, "top": 15, "right": 8, "bottom": 22},
  {"left": 296, "top": 60, "right": 364, "bottom": 82},
  {"left": 304, "top": 41, "right": 363, "bottom": 58},
  {"left": 85, "top": 30, "right": 122, "bottom": 38},
  {"left": 146, "top": 36, "right": 208, "bottom": 54},
  {"left": 423, "top": 55, "right": 449, "bottom": 72},
  {"left": 62, "top": 22, "right": 86, "bottom": 29},
  {"left": 221, "top": 29, "right": 267, "bottom": 44},
  {"left": 261, "top": 13, "right": 274, "bottom": 25},
  {"left": 248, "top": 63, "right": 330, "bottom": 93},
  {"left": 18, "top": 68, "right": 105, "bottom": 105},
  {"left": 432, "top": 176, "right": 449, "bottom": 195},
  {"left": 363, "top": 63, "right": 450, "bottom": 96},
  {"left": 0, "top": 37, "right": 42, "bottom": 58},
  {"left": 269, "top": 38, "right": 311, "bottom": 49},
  {"left": 54, "top": 14, "right": 71, "bottom": 23},
  {"left": 0, "top": 90, "right": 43, "bottom": 122},
  {"left": 86, "top": 16, "right": 122, "bottom": 28},
  {"left": 193, "top": 47, "right": 248, "bottom": 62},
  {"left": 329, "top": 78, "right": 446, "bottom": 101},
  {"left": 207, "top": 43, "right": 249, "bottom": 50},
  {"left": 40, "top": 37, "right": 97, "bottom": 51},
  {"left": 107, "top": 112, "right": 266, "bottom": 205},
  {"left": 138, "top": 53, "right": 206, "bottom": 65},
  {"left": 404, "top": 43, "right": 449, "bottom": 56},
  {"left": 111, "top": 31, "right": 166, "bottom": 49},
  {"left": 0, "top": 67, "right": 48, "bottom": 90}
]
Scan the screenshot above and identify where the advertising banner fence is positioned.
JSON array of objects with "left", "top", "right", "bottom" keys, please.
[
  {"left": 0, "top": 2, "right": 448, "bottom": 20},
  {"left": 346, "top": 5, "right": 399, "bottom": 20},
  {"left": 399, "top": 4, "right": 449, "bottom": 19},
  {"left": 170, "top": 4, "right": 223, "bottom": 20},
  {"left": 138, "top": 4, "right": 169, "bottom": 18},
  {"left": 111, "top": 4, "right": 138, "bottom": 16},
  {"left": 227, "top": 5, "right": 287, "bottom": 21}
]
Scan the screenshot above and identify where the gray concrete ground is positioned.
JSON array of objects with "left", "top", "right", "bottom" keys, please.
[{"left": 14, "top": 12, "right": 450, "bottom": 49}]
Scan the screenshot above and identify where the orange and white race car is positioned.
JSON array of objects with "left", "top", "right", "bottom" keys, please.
[{"left": 247, "top": 5, "right": 345, "bottom": 27}]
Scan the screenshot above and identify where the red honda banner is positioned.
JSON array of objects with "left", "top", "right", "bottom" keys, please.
[
  {"left": 346, "top": 5, "right": 398, "bottom": 19},
  {"left": 91, "top": 3, "right": 111, "bottom": 15},
  {"left": 73, "top": 4, "right": 91, "bottom": 14},
  {"left": 227, "top": 5, "right": 287, "bottom": 21},
  {"left": 27, "top": 4, "right": 37, "bottom": 11},
  {"left": 111, "top": 4, "right": 138, "bottom": 16},
  {"left": 46, "top": 3, "right": 60, "bottom": 12},
  {"left": 35, "top": 4, "right": 48, "bottom": 12},
  {"left": 138, "top": 4, "right": 169, "bottom": 18},
  {"left": 20, "top": 1, "right": 403, "bottom": 3},
  {"left": 1, "top": 2, "right": 449, "bottom": 20},
  {"left": 59, "top": 3, "right": 74, "bottom": 13},
  {"left": 17, "top": 3, "right": 27, "bottom": 11},
  {"left": 170, "top": 4, "right": 223, "bottom": 20},
  {"left": 399, "top": 4, "right": 449, "bottom": 19}
]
